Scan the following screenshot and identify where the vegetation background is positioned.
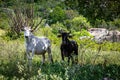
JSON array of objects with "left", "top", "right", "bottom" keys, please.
[{"left": 0, "top": 0, "right": 120, "bottom": 80}]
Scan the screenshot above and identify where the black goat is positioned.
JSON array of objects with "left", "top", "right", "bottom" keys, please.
[{"left": 58, "top": 30, "right": 78, "bottom": 64}]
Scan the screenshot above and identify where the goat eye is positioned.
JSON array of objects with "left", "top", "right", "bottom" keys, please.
[{"left": 30, "top": 30, "right": 33, "bottom": 32}]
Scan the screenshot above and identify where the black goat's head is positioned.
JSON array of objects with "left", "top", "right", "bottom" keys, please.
[{"left": 58, "top": 30, "right": 72, "bottom": 44}]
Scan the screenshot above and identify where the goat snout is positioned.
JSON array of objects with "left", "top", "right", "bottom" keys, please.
[
  {"left": 25, "top": 36, "right": 28, "bottom": 38},
  {"left": 62, "top": 40, "right": 67, "bottom": 44}
]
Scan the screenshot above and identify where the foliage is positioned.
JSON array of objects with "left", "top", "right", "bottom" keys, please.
[
  {"left": 94, "top": 19, "right": 108, "bottom": 28},
  {"left": 0, "top": 0, "right": 120, "bottom": 38},
  {"left": 64, "top": 0, "right": 120, "bottom": 23},
  {"left": 48, "top": 6, "right": 66, "bottom": 24},
  {"left": 0, "top": 11, "right": 9, "bottom": 29},
  {"left": 51, "top": 22, "right": 67, "bottom": 34},
  {"left": 0, "top": 29, "right": 5, "bottom": 36},
  {"left": 64, "top": 15, "right": 92, "bottom": 31},
  {"left": 94, "top": 19, "right": 120, "bottom": 30},
  {"left": 71, "top": 15, "right": 92, "bottom": 30},
  {"left": 73, "top": 29, "right": 91, "bottom": 37},
  {"left": 65, "top": 9, "right": 79, "bottom": 20},
  {"left": 64, "top": 10, "right": 79, "bottom": 30},
  {"left": 0, "top": 0, "right": 44, "bottom": 39},
  {"left": 0, "top": 0, "right": 16, "bottom": 7},
  {"left": 1, "top": 29, "right": 24, "bottom": 40},
  {"left": 108, "top": 19, "right": 120, "bottom": 30},
  {"left": 0, "top": 19, "right": 9, "bottom": 30}
]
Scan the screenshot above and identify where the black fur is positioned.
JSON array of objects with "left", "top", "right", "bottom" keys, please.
[{"left": 58, "top": 31, "right": 78, "bottom": 64}]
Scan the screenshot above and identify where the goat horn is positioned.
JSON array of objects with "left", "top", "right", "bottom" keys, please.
[
  {"left": 58, "top": 29, "right": 63, "bottom": 33},
  {"left": 68, "top": 30, "right": 71, "bottom": 34}
]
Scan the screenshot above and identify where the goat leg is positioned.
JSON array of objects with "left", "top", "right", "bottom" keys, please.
[
  {"left": 61, "top": 53, "right": 64, "bottom": 61},
  {"left": 70, "top": 56, "right": 74, "bottom": 64},
  {"left": 48, "top": 47, "right": 53, "bottom": 63},
  {"left": 75, "top": 55, "right": 78, "bottom": 64},
  {"left": 41, "top": 54, "right": 45, "bottom": 65},
  {"left": 68, "top": 56, "right": 70, "bottom": 65}
]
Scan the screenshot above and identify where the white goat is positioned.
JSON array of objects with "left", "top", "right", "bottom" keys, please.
[{"left": 22, "top": 27, "right": 53, "bottom": 65}]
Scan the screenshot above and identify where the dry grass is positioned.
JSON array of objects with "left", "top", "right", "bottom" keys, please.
[{"left": 0, "top": 29, "right": 5, "bottom": 36}]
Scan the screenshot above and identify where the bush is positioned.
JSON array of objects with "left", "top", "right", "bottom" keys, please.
[
  {"left": 94, "top": 19, "right": 120, "bottom": 30},
  {"left": 65, "top": 10, "right": 79, "bottom": 19},
  {"left": 48, "top": 6, "right": 66, "bottom": 24},
  {"left": 0, "top": 19, "right": 9, "bottom": 30},
  {"left": 108, "top": 18, "right": 120, "bottom": 30},
  {"left": 66, "top": 15, "right": 92, "bottom": 31},
  {"left": 0, "top": 12, "right": 9, "bottom": 29},
  {"left": 94, "top": 19, "right": 108, "bottom": 28},
  {"left": 64, "top": 10, "right": 79, "bottom": 30},
  {"left": 51, "top": 22, "right": 67, "bottom": 34},
  {"left": 1, "top": 29, "right": 23, "bottom": 40},
  {"left": 73, "top": 29, "right": 91, "bottom": 37}
]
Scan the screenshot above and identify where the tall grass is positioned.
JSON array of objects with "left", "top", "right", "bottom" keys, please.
[{"left": 0, "top": 37, "right": 120, "bottom": 80}]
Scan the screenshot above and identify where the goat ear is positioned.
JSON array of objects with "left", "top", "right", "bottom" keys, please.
[
  {"left": 68, "top": 34, "right": 73, "bottom": 38},
  {"left": 68, "top": 31, "right": 71, "bottom": 34},
  {"left": 30, "top": 29, "right": 34, "bottom": 32},
  {"left": 21, "top": 27, "right": 25, "bottom": 31},
  {"left": 21, "top": 28, "right": 24, "bottom": 31},
  {"left": 29, "top": 26, "right": 33, "bottom": 32},
  {"left": 58, "top": 29, "right": 64, "bottom": 34},
  {"left": 57, "top": 34, "right": 62, "bottom": 37},
  {"left": 21, "top": 24, "right": 25, "bottom": 31}
]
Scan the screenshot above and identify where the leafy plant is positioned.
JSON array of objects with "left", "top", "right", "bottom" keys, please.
[
  {"left": 69, "top": 15, "right": 92, "bottom": 31},
  {"left": 49, "top": 6, "right": 66, "bottom": 24},
  {"left": 94, "top": 19, "right": 120, "bottom": 30},
  {"left": 51, "top": 22, "right": 67, "bottom": 34}
]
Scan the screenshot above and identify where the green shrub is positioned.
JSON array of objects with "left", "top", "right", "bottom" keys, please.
[
  {"left": 49, "top": 6, "right": 66, "bottom": 24},
  {"left": 95, "top": 19, "right": 108, "bottom": 28},
  {"left": 64, "top": 19, "right": 72, "bottom": 30},
  {"left": 0, "top": 12, "right": 9, "bottom": 30},
  {"left": 0, "top": 29, "right": 5, "bottom": 36},
  {"left": 68, "top": 15, "right": 92, "bottom": 31},
  {"left": 73, "top": 29, "right": 91, "bottom": 37},
  {"left": 68, "top": 29, "right": 93, "bottom": 46},
  {"left": 1, "top": 30, "right": 23, "bottom": 40},
  {"left": 0, "top": 19, "right": 9, "bottom": 30},
  {"left": 94, "top": 19, "right": 120, "bottom": 30},
  {"left": 108, "top": 18, "right": 120, "bottom": 30},
  {"left": 51, "top": 22, "right": 67, "bottom": 34},
  {"left": 65, "top": 10, "right": 79, "bottom": 19}
]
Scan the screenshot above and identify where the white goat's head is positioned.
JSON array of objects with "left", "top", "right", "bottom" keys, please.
[{"left": 22, "top": 26, "right": 33, "bottom": 38}]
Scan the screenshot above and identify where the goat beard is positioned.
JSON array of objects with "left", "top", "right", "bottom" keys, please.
[{"left": 25, "top": 37, "right": 31, "bottom": 43}]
